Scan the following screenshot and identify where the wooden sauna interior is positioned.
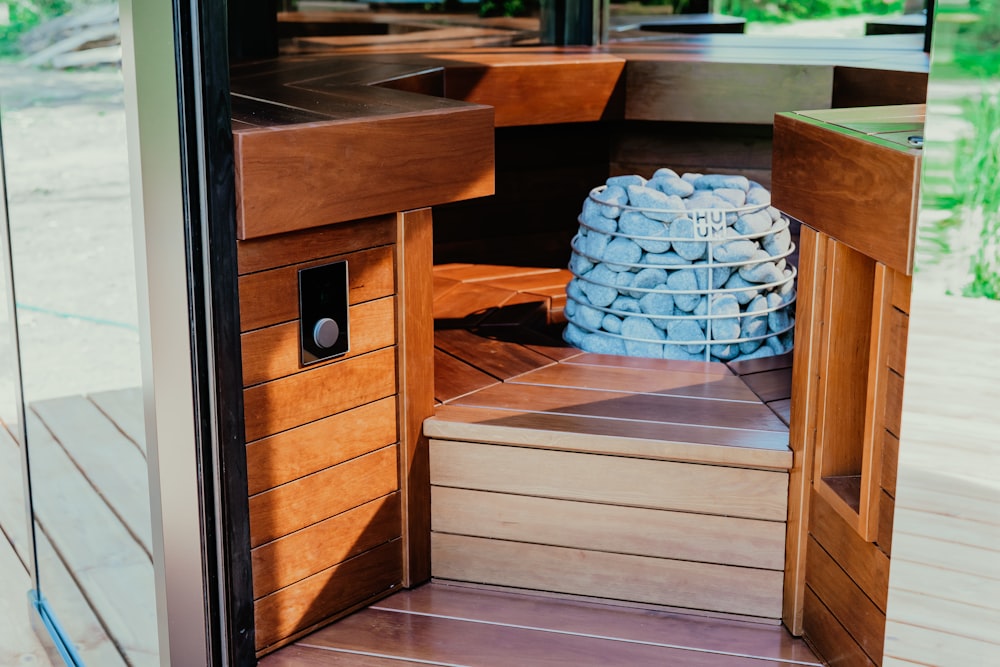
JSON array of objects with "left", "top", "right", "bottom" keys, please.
[{"left": 231, "top": 12, "right": 928, "bottom": 665}]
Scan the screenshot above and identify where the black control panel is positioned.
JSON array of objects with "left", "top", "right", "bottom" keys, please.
[{"left": 298, "top": 260, "right": 350, "bottom": 365}]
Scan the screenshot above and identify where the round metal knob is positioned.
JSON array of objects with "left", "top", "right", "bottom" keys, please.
[{"left": 313, "top": 317, "right": 340, "bottom": 349}]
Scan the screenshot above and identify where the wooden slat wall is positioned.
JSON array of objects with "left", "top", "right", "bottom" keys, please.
[{"left": 238, "top": 214, "right": 416, "bottom": 655}]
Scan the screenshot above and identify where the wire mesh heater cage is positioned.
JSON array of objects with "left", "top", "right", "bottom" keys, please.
[{"left": 563, "top": 171, "right": 797, "bottom": 363}]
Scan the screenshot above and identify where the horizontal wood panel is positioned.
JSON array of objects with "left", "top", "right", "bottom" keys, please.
[
  {"left": 625, "top": 61, "right": 832, "bottom": 124},
  {"left": 446, "top": 58, "right": 625, "bottom": 126},
  {"left": 246, "top": 396, "right": 398, "bottom": 496},
  {"left": 432, "top": 487, "right": 784, "bottom": 570},
  {"left": 242, "top": 296, "right": 396, "bottom": 387},
  {"left": 249, "top": 445, "right": 399, "bottom": 547},
  {"left": 884, "top": 369, "right": 904, "bottom": 437},
  {"left": 611, "top": 122, "right": 774, "bottom": 172},
  {"left": 254, "top": 539, "right": 402, "bottom": 651},
  {"left": 307, "top": 606, "right": 790, "bottom": 666},
  {"left": 237, "top": 215, "right": 396, "bottom": 275},
  {"left": 891, "top": 270, "right": 912, "bottom": 311},
  {"left": 432, "top": 533, "right": 784, "bottom": 618},
  {"left": 877, "top": 489, "right": 894, "bottom": 557},
  {"left": 805, "top": 537, "right": 885, "bottom": 663},
  {"left": 252, "top": 493, "right": 401, "bottom": 598},
  {"left": 809, "top": 491, "right": 890, "bottom": 612},
  {"left": 885, "top": 306, "right": 909, "bottom": 376},
  {"left": 239, "top": 246, "right": 395, "bottom": 332},
  {"left": 881, "top": 430, "right": 899, "bottom": 497},
  {"left": 426, "top": 405, "right": 792, "bottom": 470},
  {"left": 244, "top": 347, "right": 397, "bottom": 442},
  {"left": 772, "top": 112, "right": 919, "bottom": 274},
  {"left": 430, "top": 440, "right": 788, "bottom": 521},
  {"left": 450, "top": 382, "right": 789, "bottom": 434},
  {"left": 371, "top": 585, "right": 822, "bottom": 665},
  {"left": 508, "top": 363, "right": 760, "bottom": 402},
  {"left": 802, "top": 587, "right": 876, "bottom": 667},
  {"left": 235, "top": 104, "right": 494, "bottom": 238}
]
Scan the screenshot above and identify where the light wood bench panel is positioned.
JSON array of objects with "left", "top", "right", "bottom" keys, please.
[
  {"left": 237, "top": 215, "right": 396, "bottom": 275},
  {"left": 430, "top": 440, "right": 788, "bottom": 521},
  {"left": 254, "top": 539, "right": 402, "bottom": 652},
  {"left": 239, "top": 245, "right": 395, "bottom": 332},
  {"left": 432, "top": 487, "right": 784, "bottom": 570},
  {"left": 246, "top": 396, "right": 398, "bottom": 496},
  {"left": 249, "top": 445, "right": 399, "bottom": 547},
  {"left": 432, "top": 533, "right": 784, "bottom": 618},
  {"left": 242, "top": 296, "right": 396, "bottom": 387},
  {"left": 252, "top": 493, "right": 401, "bottom": 598},
  {"left": 244, "top": 347, "right": 397, "bottom": 442},
  {"left": 449, "top": 382, "right": 788, "bottom": 434},
  {"left": 426, "top": 405, "right": 791, "bottom": 470}
]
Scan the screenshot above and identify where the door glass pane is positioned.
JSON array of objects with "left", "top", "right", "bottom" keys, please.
[{"left": 0, "top": 2, "right": 160, "bottom": 663}]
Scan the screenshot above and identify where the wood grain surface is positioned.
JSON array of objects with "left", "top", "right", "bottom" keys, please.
[
  {"left": 430, "top": 440, "right": 788, "bottom": 521},
  {"left": 432, "top": 487, "right": 784, "bottom": 570},
  {"left": 432, "top": 533, "right": 784, "bottom": 618}
]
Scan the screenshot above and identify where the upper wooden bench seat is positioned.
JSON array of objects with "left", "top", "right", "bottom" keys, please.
[{"left": 230, "top": 32, "right": 927, "bottom": 239}]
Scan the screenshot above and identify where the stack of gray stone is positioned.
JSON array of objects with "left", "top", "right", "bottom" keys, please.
[{"left": 563, "top": 169, "right": 796, "bottom": 362}]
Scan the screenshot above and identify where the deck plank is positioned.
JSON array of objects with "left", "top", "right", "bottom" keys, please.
[
  {"left": 88, "top": 387, "right": 146, "bottom": 456},
  {"left": 373, "top": 584, "right": 821, "bottom": 664},
  {"left": 739, "top": 367, "right": 794, "bottom": 403},
  {"left": 0, "top": 424, "right": 31, "bottom": 568},
  {"left": 434, "top": 347, "right": 500, "bottom": 404},
  {"left": 435, "top": 328, "right": 556, "bottom": 381},
  {"left": 303, "top": 606, "right": 792, "bottom": 666},
  {"left": 508, "top": 362, "right": 760, "bottom": 402},
  {"left": 25, "top": 411, "right": 158, "bottom": 665},
  {"left": 449, "top": 382, "right": 789, "bottom": 433},
  {"left": 0, "top": 533, "right": 52, "bottom": 667},
  {"left": 32, "top": 396, "right": 152, "bottom": 555},
  {"left": 259, "top": 644, "right": 427, "bottom": 666},
  {"left": 426, "top": 404, "right": 791, "bottom": 469}
]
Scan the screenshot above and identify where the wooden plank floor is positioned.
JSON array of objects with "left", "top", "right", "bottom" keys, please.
[
  {"left": 0, "top": 387, "right": 152, "bottom": 667},
  {"left": 262, "top": 583, "right": 821, "bottom": 666}
]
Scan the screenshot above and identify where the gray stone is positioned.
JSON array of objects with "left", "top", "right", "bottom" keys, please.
[
  {"left": 569, "top": 250, "right": 593, "bottom": 275},
  {"left": 765, "top": 335, "right": 787, "bottom": 355},
  {"left": 739, "top": 294, "right": 768, "bottom": 354},
  {"left": 746, "top": 186, "right": 771, "bottom": 206},
  {"left": 693, "top": 174, "right": 751, "bottom": 191},
  {"left": 669, "top": 217, "right": 707, "bottom": 261},
  {"left": 642, "top": 251, "right": 689, "bottom": 267},
  {"left": 692, "top": 263, "right": 732, "bottom": 290},
  {"left": 582, "top": 230, "right": 610, "bottom": 261},
  {"left": 733, "top": 346, "right": 776, "bottom": 362},
  {"left": 684, "top": 193, "right": 730, "bottom": 211},
  {"left": 606, "top": 174, "right": 646, "bottom": 189},
  {"left": 627, "top": 185, "right": 685, "bottom": 222},
  {"left": 708, "top": 293, "right": 741, "bottom": 341},
  {"left": 652, "top": 167, "right": 679, "bottom": 179},
  {"left": 580, "top": 264, "right": 619, "bottom": 307},
  {"left": 681, "top": 172, "right": 703, "bottom": 184},
  {"left": 563, "top": 322, "right": 585, "bottom": 347},
  {"left": 762, "top": 225, "right": 792, "bottom": 256},
  {"left": 713, "top": 188, "right": 747, "bottom": 207},
  {"left": 591, "top": 185, "right": 629, "bottom": 218},
  {"left": 767, "top": 292, "right": 791, "bottom": 333},
  {"left": 733, "top": 210, "right": 773, "bottom": 236},
  {"left": 629, "top": 267, "right": 669, "bottom": 297},
  {"left": 639, "top": 288, "right": 674, "bottom": 329},
  {"left": 713, "top": 239, "right": 758, "bottom": 264},
  {"left": 622, "top": 316, "right": 665, "bottom": 358},
  {"left": 710, "top": 343, "right": 741, "bottom": 361},
  {"left": 564, "top": 298, "right": 578, "bottom": 318},
  {"left": 724, "top": 272, "right": 759, "bottom": 305},
  {"left": 580, "top": 332, "right": 627, "bottom": 356},
  {"left": 604, "top": 236, "right": 643, "bottom": 271},
  {"left": 767, "top": 206, "right": 783, "bottom": 222},
  {"left": 577, "top": 302, "right": 605, "bottom": 330},
  {"left": 662, "top": 343, "right": 705, "bottom": 361},
  {"left": 612, "top": 295, "right": 642, "bottom": 314},
  {"left": 667, "top": 269, "right": 701, "bottom": 311},
  {"left": 738, "top": 252, "right": 783, "bottom": 284},
  {"left": 619, "top": 210, "right": 671, "bottom": 254},
  {"left": 666, "top": 317, "right": 706, "bottom": 354},
  {"left": 602, "top": 313, "right": 623, "bottom": 334},
  {"left": 649, "top": 174, "right": 695, "bottom": 198},
  {"left": 566, "top": 278, "right": 586, "bottom": 303},
  {"left": 580, "top": 199, "right": 619, "bottom": 233}
]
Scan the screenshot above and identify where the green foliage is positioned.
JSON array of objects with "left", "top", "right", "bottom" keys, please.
[
  {"left": 953, "top": 0, "right": 1000, "bottom": 78},
  {"left": 0, "top": 0, "right": 73, "bottom": 56},
  {"left": 479, "top": 0, "right": 538, "bottom": 17},
  {"left": 716, "top": 0, "right": 904, "bottom": 23}
]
